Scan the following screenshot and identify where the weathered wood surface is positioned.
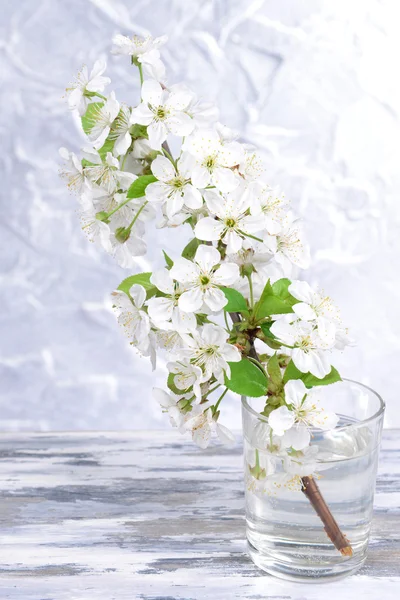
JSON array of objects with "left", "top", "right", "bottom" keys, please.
[{"left": 0, "top": 430, "right": 399, "bottom": 599}]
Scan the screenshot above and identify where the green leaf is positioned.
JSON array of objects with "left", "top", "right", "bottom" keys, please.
[
  {"left": 254, "top": 278, "right": 298, "bottom": 319},
  {"left": 127, "top": 175, "right": 157, "bottom": 199},
  {"left": 267, "top": 354, "right": 283, "bottom": 388},
  {"left": 259, "top": 322, "right": 282, "bottom": 350},
  {"left": 220, "top": 287, "right": 248, "bottom": 313},
  {"left": 97, "top": 137, "right": 115, "bottom": 161},
  {"left": 162, "top": 250, "right": 174, "bottom": 269},
  {"left": 167, "top": 373, "right": 186, "bottom": 395},
  {"left": 283, "top": 360, "right": 342, "bottom": 387},
  {"left": 225, "top": 359, "right": 268, "bottom": 397},
  {"left": 81, "top": 102, "right": 104, "bottom": 135},
  {"left": 130, "top": 124, "right": 148, "bottom": 139},
  {"left": 181, "top": 238, "right": 201, "bottom": 260},
  {"left": 117, "top": 272, "right": 157, "bottom": 298}
]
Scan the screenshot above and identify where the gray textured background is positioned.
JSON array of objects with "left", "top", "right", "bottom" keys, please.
[{"left": 1, "top": 0, "right": 399, "bottom": 432}]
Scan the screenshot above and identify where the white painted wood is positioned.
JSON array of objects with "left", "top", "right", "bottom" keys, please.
[{"left": 0, "top": 431, "right": 399, "bottom": 599}]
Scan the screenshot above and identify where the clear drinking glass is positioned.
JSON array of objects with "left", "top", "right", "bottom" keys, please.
[{"left": 242, "top": 379, "right": 385, "bottom": 582}]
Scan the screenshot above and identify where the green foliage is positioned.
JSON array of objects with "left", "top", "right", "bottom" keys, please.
[
  {"left": 225, "top": 359, "right": 268, "bottom": 397},
  {"left": 220, "top": 287, "right": 248, "bottom": 313},
  {"left": 81, "top": 102, "right": 103, "bottom": 135},
  {"left": 167, "top": 373, "right": 186, "bottom": 395},
  {"left": 127, "top": 175, "right": 157, "bottom": 199},
  {"left": 130, "top": 124, "right": 148, "bottom": 139},
  {"left": 181, "top": 238, "right": 201, "bottom": 260},
  {"left": 283, "top": 360, "right": 342, "bottom": 387},
  {"left": 117, "top": 272, "right": 157, "bottom": 298},
  {"left": 97, "top": 138, "right": 115, "bottom": 160},
  {"left": 162, "top": 250, "right": 174, "bottom": 269},
  {"left": 254, "top": 278, "right": 298, "bottom": 319}
]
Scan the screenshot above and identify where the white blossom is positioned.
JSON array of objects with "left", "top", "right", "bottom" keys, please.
[
  {"left": 263, "top": 217, "right": 310, "bottom": 275},
  {"left": 111, "top": 285, "right": 150, "bottom": 348},
  {"left": 194, "top": 188, "right": 261, "bottom": 254},
  {"left": 84, "top": 151, "right": 136, "bottom": 194},
  {"left": 183, "top": 129, "right": 243, "bottom": 193},
  {"left": 80, "top": 206, "right": 112, "bottom": 252},
  {"left": 146, "top": 269, "right": 197, "bottom": 332},
  {"left": 289, "top": 280, "right": 340, "bottom": 345},
  {"left": 251, "top": 185, "right": 287, "bottom": 234},
  {"left": 268, "top": 380, "right": 338, "bottom": 450},
  {"left": 66, "top": 59, "right": 110, "bottom": 116},
  {"left": 184, "top": 404, "right": 235, "bottom": 449},
  {"left": 59, "top": 148, "right": 91, "bottom": 194},
  {"left": 111, "top": 34, "right": 167, "bottom": 80},
  {"left": 145, "top": 154, "right": 203, "bottom": 219},
  {"left": 170, "top": 245, "right": 239, "bottom": 312},
  {"left": 167, "top": 360, "right": 204, "bottom": 401},
  {"left": 131, "top": 80, "right": 194, "bottom": 150},
  {"left": 153, "top": 387, "right": 185, "bottom": 427},
  {"left": 270, "top": 317, "right": 333, "bottom": 378},
  {"left": 180, "top": 323, "right": 241, "bottom": 381},
  {"left": 85, "top": 92, "right": 120, "bottom": 148}
]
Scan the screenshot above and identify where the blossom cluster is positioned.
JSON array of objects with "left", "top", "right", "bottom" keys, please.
[{"left": 61, "top": 32, "right": 353, "bottom": 485}]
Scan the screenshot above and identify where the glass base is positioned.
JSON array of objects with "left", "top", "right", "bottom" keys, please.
[{"left": 247, "top": 539, "right": 367, "bottom": 582}]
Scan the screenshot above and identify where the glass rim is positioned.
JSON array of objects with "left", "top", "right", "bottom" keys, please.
[{"left": 241, "top": 378, "right": 385, "bottom": 432}]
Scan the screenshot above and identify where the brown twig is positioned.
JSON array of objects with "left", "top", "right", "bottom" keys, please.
[{"left": 230, "top": 312, "right": 353, "bottom": 556}]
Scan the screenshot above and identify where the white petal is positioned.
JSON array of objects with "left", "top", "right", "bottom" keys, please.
[
  {"left": 218, "top": 141, "right": 244, "bottom": 167},
  {"left": 172, "top": 307, "right": 197, "bottom": 333},
  {"left": 151, "top": 155, "right": 176, "bottom": 182},
  {"left": 212, "top": 167, "right": 239, "bottom": 193},
  {"left": 204, "top": 287, "right": 227, "bottom": 311},
  {"left": 191, "top": 164, "right": 211, "bottom": 189},
  {"left": 284, "top": 379, "right": 307, "bottom": 408},
  {"left": 129, "top": 284, "right": 146, "bottom": 308},
  {"left": 147, "top": 121, "right": 168, "bottom": 151},
  {"left": 192, "top": 423, "right": 212, "bottom": 449},
  {"left": 293, "top": 302, "right": 316, "bottom": 321},
  {"left": 114, "top": 131, "right": 132, "bottom": 156},
  {"left": 194, "top": 217, "right": 224, "bottom": 242},
  {"left": 130, "top": 102, "right": 154, "bottom": 125},
  {"left": 194, "top": 244, "right": 220, "bottom": 272},
  {"left": 282, "top": 424, "right": 310, "bottom": 450},
  {"left": 165, "top": 112, "right": 194, "bottom": 136},
  {"left": 182, "top": 185, "right": 203, "bottom": 209},
  {"left": 150, "top": 269, "right": 174, "bottom": 294},
  {"left": 170, "top": 257, "right": 198, "bottom": 283},
  {"left": 268, "top": 405, "right": 295, "bottom": 436},
  {"left": 166, "top": 191, "right": 185, "bottom": 218},
  {"left": 213, "top": 262, "right": 239, "bottom": 286},
  {"left": 147, "top": 296, "right": 174, "bottom": 323},
  {"left": 224, "top": 230, "right": 243, "bottom": 254},
  {"left": 141, "top": 79, "right": 163, "bottom": 106},
  {"left": 289, "top": 280, "right": 315, "bottom": 304},
  {"left": 178, "top": 287, "right": 203, "bottom": 312},
  {"left": 145, "top": 181, "right": 170, "bottom": 203},
  {"left": 270, "top": 320, "right": 296, "bottom": 346},
  {"left": 222, "top": 343, "right": 241, "bottom": 363},
  {"left": 153, "top": 387, "right": 175, "bottom": 408},
  {"left": 215, "top": 423, "right": 235, "bottom": 446}
]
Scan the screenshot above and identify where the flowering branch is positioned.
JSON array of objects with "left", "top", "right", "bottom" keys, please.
[{"left": 60, "top": 31, "right": 355, "bottom": 553}]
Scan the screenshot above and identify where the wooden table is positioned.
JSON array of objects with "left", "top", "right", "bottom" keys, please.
[{"left": 0, "top": 431, "right": 399, "bottom": 599}]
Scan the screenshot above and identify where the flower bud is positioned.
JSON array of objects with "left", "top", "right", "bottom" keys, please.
[{"left": 95, "top": 211, "right": 109, "bottom": 222}]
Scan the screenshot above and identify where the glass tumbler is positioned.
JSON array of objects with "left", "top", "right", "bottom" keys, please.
[{"left": 242, "top": 379, "right": 385, "bottom": 582}]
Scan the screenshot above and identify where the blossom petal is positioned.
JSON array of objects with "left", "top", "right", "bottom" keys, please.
[
  {"left": 182, "top": 185, "right": 203, "bottom": 209},
  {"left": 150, "top": 269, "right": 174, "bottom": 294},
  {"left": 284, "top": 379, "right": 307, "bottom": 409},
  {"left": 129, "top": 284, "right": 146, "bottom": 308},
  {"left": 170, "top": 257, "right": 198, "bottom": 283},
  {"left": 289, "top": 280, "right": 315, "bottom": 304},
  {"left": 147, "top": 121, "right": 168, "bottom": 150},
  {"left": 147, "top": 296, "right": 174, "bottom": 323},
  {"left": 114, "top": 131, "right": 132, "bottom": 156},
  {"left": 292, "top": 302, "right": 316, "bottom": 321},
  {"left": 216, "top": 423, "right": 235, "bottom": 446},
  {"left": 141, "top": 79, "right": 163, "bottom": 106},
  {"left": 151, "top": 155, "right": 176, "bottom": 182},
  {"left": 213, "top": 262, "right": 239, "bottom": 286},
  {"left": 130, "top": 103, "right": 154, "bottom": 125},
  {"left": 194, "top": 244, "right": 220, "bottom": 272},
  {"left": 178, "top": 287, "right": 203, "bottom": 312},
  {"left": 165, "top": 112, "right": 194, "bottom": 136},
  {"left": 191, "top": 164, "right": 211, "bottom": 189},
  {"left": 145, "top": 181, "right": 170, "bottom": 203},
  {"left": 194, "top": 217, "right": 224, "bottom": 242},
  {"left": 268, "top": 405, "right": 295, "bottom": 436},
  {"left": 212, "top": 167, "right": 239, "bottom": 193},
  {"left": 282, "top": 424, "right": 310, "bottom": 450},
  {"left": 204, "top": 287, "right": 227, "bottom": 311}
]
